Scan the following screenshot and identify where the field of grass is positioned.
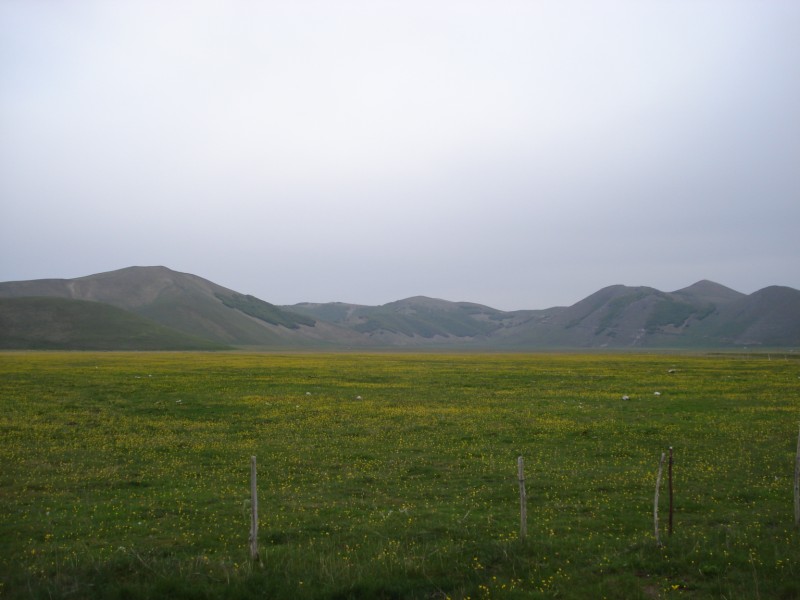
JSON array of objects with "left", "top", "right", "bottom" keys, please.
[{"left": 1, "top": 351, "right": 798, "bottom": 599}]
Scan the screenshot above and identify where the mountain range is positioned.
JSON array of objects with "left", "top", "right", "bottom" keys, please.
[{"left": 1, "top": 266, "right": 798, "bottom": 350}]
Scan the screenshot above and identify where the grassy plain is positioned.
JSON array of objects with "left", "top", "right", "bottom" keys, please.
[{"left": 1, "top": 351, "right": 798, "bottom": 599}]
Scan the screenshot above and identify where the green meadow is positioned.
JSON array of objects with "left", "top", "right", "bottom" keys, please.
[{"left": 1, "top": 352, "right": 798, "bottom": 599}]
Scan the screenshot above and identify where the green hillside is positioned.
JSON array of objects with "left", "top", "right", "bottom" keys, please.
[
  {"left": 216, "top": 292, "right": 315, "bottom": 329},
  {"left": 0, "top": 297, "right": 227, "bottom": 350},
  {"left": 289, "top": 296, "right": 508, "bottom": 341}
]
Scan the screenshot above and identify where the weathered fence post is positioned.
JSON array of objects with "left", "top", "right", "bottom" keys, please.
[
  {"left": 518, "top": 456, "right": 527, "bottom": 541},
  {"left": 249, "top": 456, "right": 259, "bottom": 562},
  {"left": 654, "top": 451, "right": 666, "bottom": 546},
  {"left": 668, "top": 446, "right": 674, "bottom": 536},
  {"left": 794, "top": 425, "right": 800, "bottom": 527}
]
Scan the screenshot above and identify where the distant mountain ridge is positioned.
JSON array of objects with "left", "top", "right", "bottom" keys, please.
[
  {"left": 0, "top": 266, "right": 798, "bottom": 350},
  {"left": 0, "top": 266, "right": 334, "bottom": 349}
]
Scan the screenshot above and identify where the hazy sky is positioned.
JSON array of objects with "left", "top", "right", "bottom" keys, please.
[{"left": 1, "top": 1, "right": 798, "bottom": 310}]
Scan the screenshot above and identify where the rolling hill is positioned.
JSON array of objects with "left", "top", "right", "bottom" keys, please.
[
  {"left": 1, "top": 267, "right": 798, "bottom": 349},
  {"left": 484, "top": 281, "right": 741, "bottom": 348},
  {"left": 287, "top": 296, "right": 533, "bottom": 346},
  {"left": 0, "top": 266, "right": 350, "bottom": 349}
]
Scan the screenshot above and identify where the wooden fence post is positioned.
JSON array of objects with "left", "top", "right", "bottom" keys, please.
[
  {"left": 518, "top": 456, "right": 527, "bottom": 541},
  {"left": 249, "top": 456, "right": 260, "bottom": 562},
  {"left": 668, "top": 446, "right": 674, "bottom": 536},
  {"left": 794, "top": 425, "right": 800, "bottom": 527},
  {"left": 654, "top": 452, "right": 666, "bottom": 546}
]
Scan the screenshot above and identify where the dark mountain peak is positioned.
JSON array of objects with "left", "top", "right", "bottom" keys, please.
[
  {"left": 385, "top": 295, "right": 451, "bottom": 308},
  {"left": 672, "top": 280, "right": 743, "bottom": 304},
  {"left": 79, "top": 264, "right": 219, "bottom": 287},
  {"left": 56, "top": 265, "right": 230, "bottom": 310},
  {"left": 294, "top": 301, "right": 365, "bottom": 308},
  {"left": 746, "top": 285, "right": 800, "bottom": 305},
  {"left": 384, "top": 296, "right": 507, "bottom": 320},
  {"left": 751, "top": 284, "right": 800, "bottom": 296},
  {"left": 710, "top": 285, "right": 800, "bottom": 346},
  {"left": 569, "top": 284, "right": 658, "bottom": 312},
  {"left": 99, "top": 264, "right": 174, "bottom": 274},
  {"left": 76, "top": 265, "right": 183, "bottom": 283}
]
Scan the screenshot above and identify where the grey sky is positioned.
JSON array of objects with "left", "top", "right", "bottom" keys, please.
[{"left": 1, "top": 1, "right": 798, "bottom": 310}]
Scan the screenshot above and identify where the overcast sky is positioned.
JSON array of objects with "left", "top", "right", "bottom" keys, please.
[{"left": 1, "top": 1, "right": 798, "bottom": 310}]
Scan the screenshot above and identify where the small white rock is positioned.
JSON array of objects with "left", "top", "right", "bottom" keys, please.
[
  {"left": 622, "top": 395, "right": 630, "bottom": 400},
  {"left": 356, "top": 395, "right": 362, "bottom": 400},
  {"left": 653, "top": 391, "right": 661, "bottom": 396}
]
